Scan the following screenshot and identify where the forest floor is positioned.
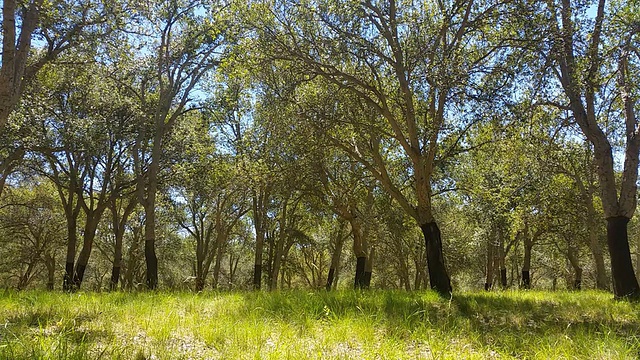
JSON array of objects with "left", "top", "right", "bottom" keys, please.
[{"left": 0, "top": 289, "right": 638, "bottom": 359}]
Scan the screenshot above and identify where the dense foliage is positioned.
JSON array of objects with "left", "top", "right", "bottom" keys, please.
[{"left": 1, "top": 0, "right": 640, "bottom": 297}]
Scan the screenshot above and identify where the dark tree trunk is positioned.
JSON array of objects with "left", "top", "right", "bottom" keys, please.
[
  {"left": 363, "top": 271, "right": 372, "bottom": 288},
  {"left": 500, "top": 269, "right": 507, "bottom": 289},
  {"left": 522, "top": 240, "right": 533, "bottom": 289},
  {"left": 73, "top": 263, "right": 87, "bottom": 288},
  {"left": 574, "top": 269, "right": 582, "bottom": 290},
  {"left": 521, "top": 271, "right": 530, "bottom": 289},
  {"left": 420, "top": 222, "right": 451, "bottom": 296},
  {"left": 253, "top": 264, "right": 262, "bottom": 290},
  {"left": 110, "top": 266, "right": 120, "bottom": 291},
  {"left": 63, "top": 261, "right": 75, "bottom": 291},
  {"left": 110, "top": 230, "right": 123, "bottom": 291},
  {"left": 72, "top": 217, "right": 101, "bottom": 289},
  {"left": 63, "top": 214, "right": 78, "bottom": 291},
  {"left": 606, "top": 216, "right": 640, "bottom": 298},
  {"left": 145, "top": 239, "right": 158, "bottom": 289},
  {"left": 326, "top": 224, "right": 346, "bottom": 291},
  {"left": 354, "top": 256, "right": 366, "bottom": 289},
  {"left": 484, "top": 282, "right": 492, "bottom": 291},
  {"left": 326, "top": 268, "right": 336, "bottom": 291},
  {"left": 195, "top": 277, "right": 205, "bottom": 291}
]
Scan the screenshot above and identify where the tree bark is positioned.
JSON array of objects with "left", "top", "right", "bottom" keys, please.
[
  {"left": 606, "top": 217, "right": 640, "bottom": 298},
  {"left": 565, "top": 243, "right": 582, "bottom": 291},
  {"left": 252, "top": 191, "right": 266, "bottom": 290},
  {"left": 143, "top": 159, "right": 159, "bottom": 289},
  {"left": 350, "top": 216, "right": 368, "bottom": 289},
  {"left": 485, "top": 239, "right": 495, "bottom": 290},
  {"left": 63, "top": 217, "right": 78, "bottom": 291},
  {"left": 420, "top": 222, "right": 451, "bottom": 296},
  {"left": 522, "top": 238, "right": 533, "bottom": 289},
  {"left": 587, "top": 219, "right": 609, "bottom": 290},
  {"left": 326, "top": 223, "right": 346, "bottom": 291},
  {"left": 44, "top": 252, "right": 55, "bottom": 291},
  {"left": 72, "top": 215, "right": 102, "bottom": 288},
  {"left": 364, "top": 246, "right": 374, "bottom": 288},
  {"left": 354, "top": 256, "right": 366, "bottom": 289}
]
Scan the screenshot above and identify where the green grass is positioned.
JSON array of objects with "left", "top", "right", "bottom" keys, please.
[{"left": 0, "top": 289, "right": 638, "bottom": 359}]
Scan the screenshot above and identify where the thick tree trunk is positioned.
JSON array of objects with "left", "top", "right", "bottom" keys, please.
[
  {"left": 420, "top": 222, "right": 451, "bottom": 296},
  {"left": 522, "top": 239, "right": 533, "bottom": 289},
  {"left": 606, "top": 217, "right": 640, "bottom": 298}
]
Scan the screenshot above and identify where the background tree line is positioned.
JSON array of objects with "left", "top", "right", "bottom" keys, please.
[{"left": 1, "top": 0, "right": 639, "bottom": 298}]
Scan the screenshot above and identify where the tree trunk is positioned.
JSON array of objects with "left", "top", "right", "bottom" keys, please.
[
  {"left": 326, "top": 225, "right": 346, "bottom": 291},
  {"left": 63, "top": 207, "right": 80, "bottom": 291},
  {"left": 72, "top": 216, "right": 101, "bottom": 289},
  {"left": 606, "top": 217, "right": 640, "bottom": 298},
  {"left": 45, "top": 253, "right": 55, "bottom": 290},
  {"left": 485, "top": 239, "right": 495, "bottom": 291},
  {"left": 124, "top": 227, "right": 141, "bottom": 290},
  {"left": 587, "top": 220, "right": 609, "bottom": 290},
  {"left": 350, "top": 217, "right": 367, "bottom": 289},
  {"left": 144, "top": 195, "right": 158, "bottom": 289},
  {"left": 252, "top": 193, "right": 266, "bottom": 290},
  {"left": 61, "top": 201, "right": 81, "bottom": 291},
  {"left": 522, "top": 238, "right": 533, "bottom": 289},
  {"left": 354, "top": 256, "right": 366, "bottom": 289},
  {"left": 364, "top": 246, "right": 374, "bottom": 288},
  {"left": 567, "top": 244, "right": 582, "bottom": 290},
  {"left": 420, "top": 222, "right": 451, "bottom": 296},
  {"left": 212, "top": 237, "right": 225, "bottom": 289}
]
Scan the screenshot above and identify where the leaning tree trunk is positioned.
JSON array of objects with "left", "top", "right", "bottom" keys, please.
[
  {"left": 521, "top": 237, "right": 533, "bottom": 289},
  {"left": 72, "top": 215, "right": 102, "bottom": 289},
  {"left": 326, "top": 224, "right": 346, "bottom": 291},
  {"left": 420, "top": 222, "right": 451, "bottom": 296}
]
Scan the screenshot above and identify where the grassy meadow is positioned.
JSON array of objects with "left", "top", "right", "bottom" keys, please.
[{"left": 0, "top": 289, "right": 638, "bottom": 359}]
